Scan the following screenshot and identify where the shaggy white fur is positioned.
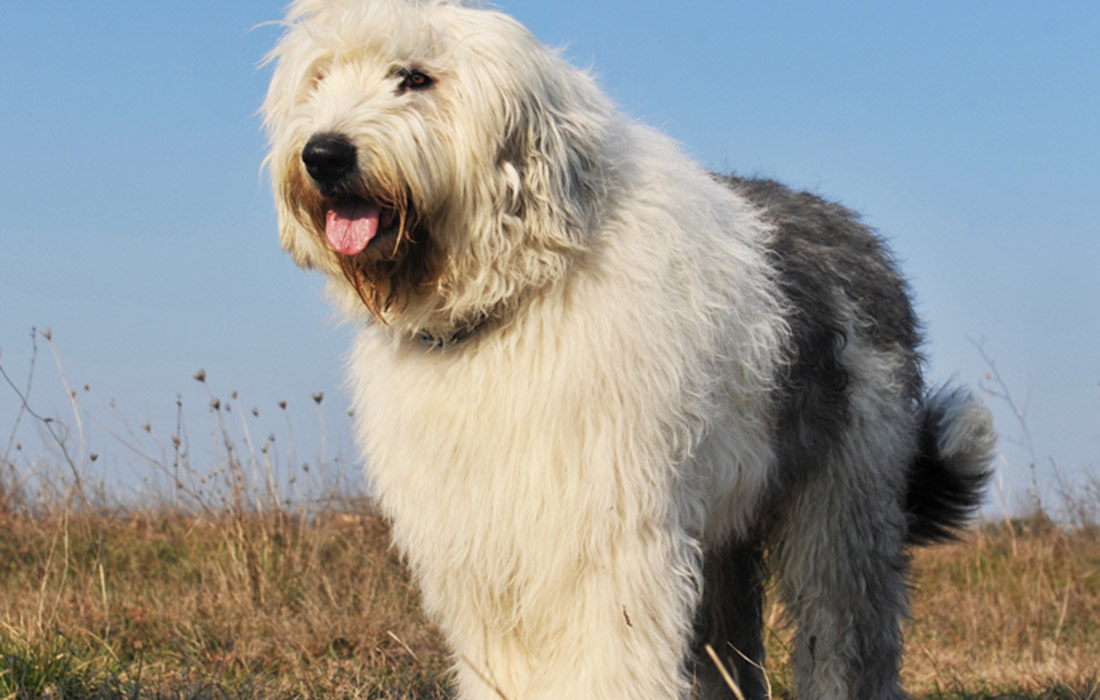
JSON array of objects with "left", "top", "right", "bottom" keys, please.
[{"left": 262, "top": 2, "right": 995, "bottom": 699}]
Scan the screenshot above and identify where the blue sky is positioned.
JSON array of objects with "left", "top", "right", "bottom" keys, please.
[{"left": 1, "top": 2, "right": 1097, "bottom": 512}]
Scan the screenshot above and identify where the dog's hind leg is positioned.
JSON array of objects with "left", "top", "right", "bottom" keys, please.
[
  {"left": 692, "top": 540, "right": 768, "bottom": 700},
  {"left": 771, "top": 462, "right": 913, "bottom": 700},
  {"left": 769, "top": 384, "right": 917, "bottom": 700}
]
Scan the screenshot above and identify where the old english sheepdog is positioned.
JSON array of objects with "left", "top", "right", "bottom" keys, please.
[{"left": 262, "top": 1, "right": 995, "bottom": 698}]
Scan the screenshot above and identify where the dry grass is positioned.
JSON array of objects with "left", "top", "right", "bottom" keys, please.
[
  {"left": 1, "top": 329, "right": 451, "bottom": 698},
  {"left": 2, "top": 328, "right": 1098, "bottom": 698},
  {"left": 0, "top": 505, "right": 450, "bottom": 698},
  {"left": 1, "top": 505, "right": 1097, "bottom": 699},
  {"left": 904, "top": 518, "right": 1100, "bottom": 696}
]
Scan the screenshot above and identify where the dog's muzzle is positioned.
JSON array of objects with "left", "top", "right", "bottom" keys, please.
[{"left": 302, "top": 132, "right": 357, "bottom": 196}]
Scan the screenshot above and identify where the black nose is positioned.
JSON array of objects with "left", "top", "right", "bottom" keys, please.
[{"left": 301, "top": 133, "right": 357, "bottom": 191}]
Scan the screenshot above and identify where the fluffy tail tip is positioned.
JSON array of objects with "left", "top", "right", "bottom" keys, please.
[{"left": 905, "top": 385, "right": 996, "bottom": 545}]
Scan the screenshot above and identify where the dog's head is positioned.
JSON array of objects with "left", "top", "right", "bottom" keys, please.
[{"left": 262, "top": 0, "right": 613, "bottom": 334}]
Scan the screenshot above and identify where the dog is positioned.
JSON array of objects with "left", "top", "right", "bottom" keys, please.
[{"left": 262, "top": 1, "right": 995, "bottom": 698}]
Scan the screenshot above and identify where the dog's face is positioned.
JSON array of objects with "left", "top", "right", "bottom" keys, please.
[{"left": 263, "top": 0, "right": 612, "bottom": 330}]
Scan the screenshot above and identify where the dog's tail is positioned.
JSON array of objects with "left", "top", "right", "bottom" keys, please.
[{"left": 904, "top": 385, "right": 996, "bottom": 545}]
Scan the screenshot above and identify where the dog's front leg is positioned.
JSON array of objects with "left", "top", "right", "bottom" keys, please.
[{"left": 442, "top": 520, "right": 703, "bottom": 700}]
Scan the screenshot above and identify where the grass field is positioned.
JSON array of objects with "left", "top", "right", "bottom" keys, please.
[
  {"left": 2, "top": 332, "right": 1098, "bottom": 699},
  {"left": 1, "top": 501, "right": 1097, "bottom": 699}
]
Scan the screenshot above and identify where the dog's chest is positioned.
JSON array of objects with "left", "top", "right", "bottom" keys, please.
[{"left": 349, "top": 321, "right": 700, "bottom": 560}]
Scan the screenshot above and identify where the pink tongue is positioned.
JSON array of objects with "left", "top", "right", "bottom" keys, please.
[{"left": 325, "top": 200, "right": 381, "bottom": 256}]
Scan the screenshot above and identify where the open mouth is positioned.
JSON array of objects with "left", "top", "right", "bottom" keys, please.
[{"left": 323, "top": 196, "right": 398, "bottom": 256}]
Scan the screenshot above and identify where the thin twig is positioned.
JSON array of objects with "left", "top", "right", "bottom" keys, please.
[
  {"left": 459, "top": 654, "right": 510, "bottom": 700},
  {"left": 705, "top": 644, "right": 747, "bottom": 700},
  {"left": 0, "top": 332, "right": 85, "bottom": 508},
  {"left": 44, "top": 330, "right": 88, "bottom": 500},
  {"left": 2, "top": 328, "right": 40, "bottom": 464}
]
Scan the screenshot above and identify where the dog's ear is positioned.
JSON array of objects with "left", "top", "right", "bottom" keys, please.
[
  {"left": 489, "top": 35, "right": 611, "bottom": 246},
  {"left": 418, "top": 7, "right": 616, "bottom": 319},
  {"left": 499, "top": 92, "right": 603, "bottom": 242}
]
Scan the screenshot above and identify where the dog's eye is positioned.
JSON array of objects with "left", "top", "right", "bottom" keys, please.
[{"left": 399, "top": 69, "right": 434, "bottom": 92}]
